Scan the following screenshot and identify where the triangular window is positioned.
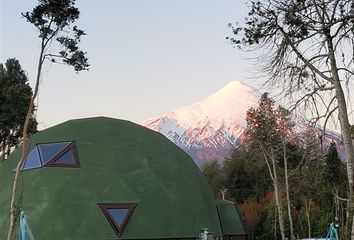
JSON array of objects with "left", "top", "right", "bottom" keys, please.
[
  {"left": 109, "top": 208, "right": 130, "bottom": 227},
  {"left": 15, "top": 141, "right": 80, "bottom": 172},
  {"left": 98, "top": 203, "right": 137, "bottom": 237},
  {"left": 45, "top": 142, "right": 80, "bottom": 168},
  {"left": 38, "top": 142, "right": 71, "bottom": 165},
  {"left": 21, "top": 146, "right": 42, "bottom": 170},
  {"left": 53, "top": 150, "right": 75, "bottom": 165}
]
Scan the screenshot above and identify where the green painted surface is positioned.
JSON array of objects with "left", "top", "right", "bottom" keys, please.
[
  {"left": 0, "top": 117, "right": 222, "bottom": 239},
  {"left": 216, "top": 200, "right": 246, "bottom": 236}
]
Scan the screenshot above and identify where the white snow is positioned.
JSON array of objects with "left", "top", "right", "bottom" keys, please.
[
  {"left": 142, "top": 81, "right": 260, "bottom": 161},
  {"left": 144, "top": 81, "right": 259, "bottom": 131},
  {"left": 142, "top": 81, "right": 342, "bottom": 163}
]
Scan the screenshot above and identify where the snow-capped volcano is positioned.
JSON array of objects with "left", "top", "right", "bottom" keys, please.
[{"left": 143, "top": 81, "right": 260, "bottom": 164}]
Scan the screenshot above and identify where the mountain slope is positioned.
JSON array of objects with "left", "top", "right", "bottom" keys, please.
[{"left": 143, "top": 81, "right": 260, "bottom": 164}]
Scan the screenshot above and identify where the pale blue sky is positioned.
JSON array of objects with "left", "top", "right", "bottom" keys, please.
[{"left": 1, "top": 1, "right": 259, "bottom": 129}]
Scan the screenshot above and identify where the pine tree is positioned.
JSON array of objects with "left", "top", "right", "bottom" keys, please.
[
  {"left": 0, "top": 59, "right": 37, "bottom": 162},
  {"left": 324, "top": 142, "right": 341, "bottom": 188}
]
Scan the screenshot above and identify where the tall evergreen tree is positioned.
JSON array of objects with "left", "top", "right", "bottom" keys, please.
[
  {"left": 0, "top": 59, "right": 37, "bottom": 162},
  {"left": 324, "top": 142, "right": 341, "bottom": 188},
  {"left": 201, "top": 160, "right": 224, "bottom": 198},
  {"left": 223, "top": 146, "right": 271, "bottom": 203}
]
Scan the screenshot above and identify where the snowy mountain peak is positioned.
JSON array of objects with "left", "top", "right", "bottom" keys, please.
[
  {"left": 143, "top": 81, "right": 260, "bottom": 164},
  {"left": 208, "top": 80, "right": 256, "bottom": 99},
  {"left": 200, "top": 80, "right": 259, "bottom": 123},
  {"left": 142, "top": 81, "right": 344, "bottom": 164}
]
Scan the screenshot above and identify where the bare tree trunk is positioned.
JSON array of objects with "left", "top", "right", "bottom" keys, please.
[
  {"left": 333, "top": 188, "right": 345, "bottom": 239},
  {"left": 272, "top": 152, "right": 286, "bottom": 240},
  {"left": 4, "top": 136, "right": 9, "bottom": 160},
  {"left": 6, "top": 40, "right": 44, "bottom": 240},
  {"left": 336, "top": 86, "right": 354, "bottom": 239},
  {"left": 333, "top": 190, "right": 350, "bottom": 239},
  {"left": 334, "top": 188, "right": 340, "bottom": 223},
  {"left": 274, "top": 204, "right": 278, "bottom": 240},
  {"left": 304, "top": 199, "right": 312, "bottom": 239},
  {"left": 345, "top": 198, "right": 350, "bottom": 239},
  {"left": 326, "top": 32, "right": 354, "bottom": 239},
  {"left": 0, "top": 143, "right": 5, "bottom": 163},
  {"left": 283, "top": 141, "right": 295, "bottom": 239},
  {"left": 0, "top": 135, "right": 10, "bottom": 162},
  {"left": 261, "top": 147, "right": 286, "bottom": 240},
  {"left": 342, "top": 201, "right": 346, "bottom": 239},
  {"left": 5, "top": 134, "right": 11, "bottom": 159}
]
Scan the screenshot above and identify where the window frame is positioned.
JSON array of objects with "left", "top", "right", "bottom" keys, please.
[
  {"left": 20, "top": 145, "right": 42, "bottom": 171},
  {"left": 18, "top": 140, "right": 80, "bottom": 171},
  {"left": 45, "top": 141, "right": 80, "bottom": 168},
  {"left": 98, "top": 203, "right": 137, "bottom": 237}
]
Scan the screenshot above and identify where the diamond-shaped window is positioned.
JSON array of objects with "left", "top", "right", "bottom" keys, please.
[
  {"left": 17, "top": 141, "right": 80, "bottom": 171},
  {"left": 98, "top": 203, "right": 137, "bottom": 237}
]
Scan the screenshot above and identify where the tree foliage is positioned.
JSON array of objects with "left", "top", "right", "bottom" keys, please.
[
  {"left": 201, "top": 93, "right": 351, "bottom": 238},
  {"left": 324, "top": 142, "right": 342, "bottom": 187},
  {"left": 22, "top": 0, "right": 89, "bottom": 72},
  {"left": 245, "top": 92, "right": 295, "bottom": 239},
  {"left": 202, "top": 131, "right": 348, "bottom": 239},
  {"left": 201, "top": 160, "right": 224, "bottom": 197},
  {"left": 202, "top": 147, "right": 272, "bottom": 203},
  {"left": 228, "top": 0, "right": 354, "bottom": 109},
  {"left": 0, "top": 59, "right": 37, "bottom": 162},
  {"left": 228, "top": 1, "right": 354, "bottom": 237},
  {"left": 245, "top": 93, "right": 293, "bottom": 150},
  {"left": 7, "top": 0, "right": 89, "bottom": 239},
  {"left": 223, "top": 147, "right": 271, "bottom": 202}
]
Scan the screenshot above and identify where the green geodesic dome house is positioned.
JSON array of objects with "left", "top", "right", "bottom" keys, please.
[{"left": 0, "top": 117, "right": 246, "bottom": 240}]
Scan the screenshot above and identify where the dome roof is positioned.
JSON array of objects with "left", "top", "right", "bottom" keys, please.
[
  {"left": 0, "top": 117, "right": 222, "bottom": 239},
  {"left": 216, "top": 200, "right": 246, "bottom": 236}
]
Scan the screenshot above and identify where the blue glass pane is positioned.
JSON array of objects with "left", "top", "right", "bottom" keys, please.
[
  {"left": 108, "top": 208, "right": 129, "bottom": 227},
  {"left": 38, "top": 142, "right": 71, "bottom": 165},
  {"left": 22, "top": 146, "right": 42, "bottom": 170},
  {"left": 54, "top": 150, "right": 75, "bottom": 165}
]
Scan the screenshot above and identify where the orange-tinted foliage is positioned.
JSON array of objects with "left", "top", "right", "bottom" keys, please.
[{"left": 238, "top": 191, "right": 274, "bottom": 234}]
